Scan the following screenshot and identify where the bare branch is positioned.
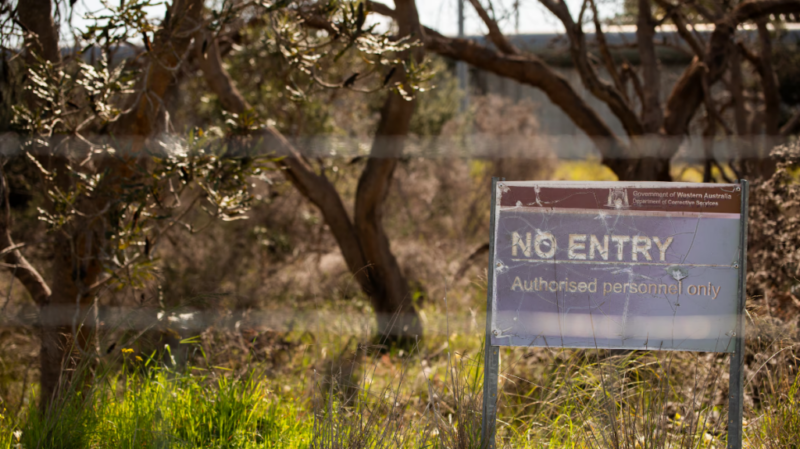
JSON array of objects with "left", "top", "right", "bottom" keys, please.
[
  {"left": 687, "top": 0, "right": 721, "bottom": 21},
  {"left": 190, "top": 26, "right": 376, "bottom": 300},
  {"left": 194, "top": 30, "right": 251, "bottom": 113},
  {"left": 264, "top": 130, "right": 374, "bottom": 297},
  {"left": 701, "top": 73, "right": 734, "bottom": 135},
  {"left": 467, "top": 0, "right": 519, "bottom": 55},
  {"left": 0, "top": 164, "right": 51, "bottom": 307},
  {"left": 729, "top": 48, "right": 749, "bottom": 136},
  {"left": 780, "top": 109, "right": 800, "bottom": 136},
  {"left": 621, "top": 62, "right": 645, "bottom": 105},
  {"left": 538, "top": 0, "right": 644, "bottom": 136},
  {"left": 367, "top": 1, "right": 633, "bottom": 162},
  {"left": 588, "top": 0, "right": 627, "bottom": 101},
  {"left": 112, "top": 0, "right": 205, "bottom": 143},
  {"left": 455, "top": 243, "right": 489, "bottom": 280},
  {"left": 366, "top": 1, "right": 398, "bottom": 19},
  {"left": 423, "top": 29, "right": 634, "bottom": 178},
  {"left": 702, "top": 113, "right": 716, "bottom": 182},
  {"left": 737, "top": 41, "right": 762, "bottom": 68},
  {"left": 637, "top": 0, "right": 663, "bottom": 132},
  {"left": 757, "top": 18, "right": 780, "bottom": 135},
  {"left": 654, "top": 0, "right": 705, "bottom": 57},
  {"left": 663, "top": 0, "right": 800, "bottom": 139}
]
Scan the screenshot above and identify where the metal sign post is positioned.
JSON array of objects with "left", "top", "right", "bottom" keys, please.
[
  {"left": 727, "top": 179, "right": 748, "bottom": 449},
  {"left": 480, "top": 180, "right": 749, "bottom": 449},
  {"left": 481, "top": 177, "right": 500, "bottom": 449}
]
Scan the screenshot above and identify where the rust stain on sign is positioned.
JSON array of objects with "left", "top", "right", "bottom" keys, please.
[{"left": 490, "top": 181, "right": 743, "bottom": 352}]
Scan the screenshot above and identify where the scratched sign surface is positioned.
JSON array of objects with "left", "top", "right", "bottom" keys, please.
[{"left": 491, "top": 181, "right": 743, "bottom": 353}]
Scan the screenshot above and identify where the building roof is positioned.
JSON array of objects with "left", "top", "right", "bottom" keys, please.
[{"left": 466, "top": 23, "right": 800, "bottom": 66}]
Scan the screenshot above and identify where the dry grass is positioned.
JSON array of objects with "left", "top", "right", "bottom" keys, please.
[{"left": 0, "top": 134, "right": 799, "bottom": 447}]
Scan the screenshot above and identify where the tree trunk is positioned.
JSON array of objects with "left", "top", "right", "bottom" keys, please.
[
  {"left": 17, "top": 0, "right": 205, "bottom": 409},
  {"left": 637, "top": 0, "right": 663, "bottom": 133},
  {"left": 17, "top": 0, "right": 60, "bottom": 64},
  {"left": 15, "top": 0, "right": 84, "bottom": 411},
  {"left": 624, "top": 156, "right": 672, "bottom": 181},
  {"left": 37, "top": 153, "right": 112, "bottom": 409},
  {"left": 351, "top": 0, "right": 424, "bottom": 344},
  {"left": 194, "top": 12, "right": 423, "bottom": 343},
  {"left": 354, "top": 95, "right": 422, "bottom": 343},
  {"left": 748, "top": 19, "right": 780, "bottom": 179},
  {"left": 39, "top": 229, "right": 103, "bottom": 409}
]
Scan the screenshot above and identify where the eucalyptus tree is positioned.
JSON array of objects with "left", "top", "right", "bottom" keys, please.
[
  {"left": 1, "top": 0, "right": 428, "bottom": 407},
  {"left": 369, "top": 0, "right": 800, "bottom": 180}
]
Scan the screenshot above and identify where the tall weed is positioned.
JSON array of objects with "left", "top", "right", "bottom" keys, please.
[{"left": 748, "top": 347, "right": 800, "bottom": 449}]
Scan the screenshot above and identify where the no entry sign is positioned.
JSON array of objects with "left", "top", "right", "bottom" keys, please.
[
  {"left": 480, "top": 180, "right": 749, "bottom": 449},
  {"left": 490, "top": 181, "right": 743, "bottom": 352}
]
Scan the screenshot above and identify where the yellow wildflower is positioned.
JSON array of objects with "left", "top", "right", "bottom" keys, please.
[{"left": 122, "top": 348, "right": 134, "bottom": 354}]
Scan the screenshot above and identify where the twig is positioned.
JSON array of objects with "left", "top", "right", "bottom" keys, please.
[{"left": 588, "top": 0, "right": 627, "bottom": 101}]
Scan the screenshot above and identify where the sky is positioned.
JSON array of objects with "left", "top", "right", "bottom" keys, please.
[
  {"left": 416, "top": 0, "right": 577, "bottom": 35},
  {"left": 63, "top": 0, "right": 620, "bottom": 39}
]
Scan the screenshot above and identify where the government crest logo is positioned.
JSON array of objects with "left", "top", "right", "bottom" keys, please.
[{"left": 606, "top": 187, "right": 629, "bottom": 209}]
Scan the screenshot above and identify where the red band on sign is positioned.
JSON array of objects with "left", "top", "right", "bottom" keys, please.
[{"left": 499, "top": 185, "right": 742, "bottom": 214}]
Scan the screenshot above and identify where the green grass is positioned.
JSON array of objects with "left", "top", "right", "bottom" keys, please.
[
  {"left": 2, "top": 335, "right": 799, "bottom": 449},
  {"left": 0, "top": 411, "right": 15, "bottom": 449},
  {"left": 8, "top": 354, "right": 311, "bottom": 449}
]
